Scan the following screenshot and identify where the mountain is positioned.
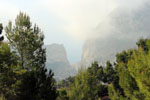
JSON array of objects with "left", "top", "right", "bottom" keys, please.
[
  {"left": 81, "top": 1, "right": 150, "bottom": 68},
  {"left": 46, "top": 44, "right": 76, "bottom": 81}
]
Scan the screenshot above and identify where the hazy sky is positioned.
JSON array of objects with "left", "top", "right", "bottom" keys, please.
[{"left": 0, "top": 0, "right": 147, "bottom": 63}]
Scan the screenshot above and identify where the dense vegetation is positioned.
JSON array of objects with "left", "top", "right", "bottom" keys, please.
[
  {"left": 0, "top": 12, "right": 57, "bottom": 100},
  {"left": 1, "top": 12, "right": 150, "bottom": 100},
  {"left": 57, "top": 38, "right": 150, "bottom": 100}
]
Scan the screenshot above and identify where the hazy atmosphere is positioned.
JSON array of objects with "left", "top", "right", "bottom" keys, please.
[
  {"left": 1, "top": 0, "right": 150, "bottom": 100},
  {"left": 0, "top": 0, "right": 149, "bottom": 64}
]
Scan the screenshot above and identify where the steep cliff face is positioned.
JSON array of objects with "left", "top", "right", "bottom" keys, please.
[
  {"left": 46, "top": 44, "right": 76, "bottom": 81},
  {"left": 81, "top": 2, "right": 150, "bottom": 67},
  {"left": 81, "top": 38, "right": 135, "bottom": 67}
]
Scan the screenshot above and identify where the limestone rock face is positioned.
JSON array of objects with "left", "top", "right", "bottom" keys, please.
[
  {"left": 46, "top": 44, "right": 76, "bottom": 81},
  {"left": 81, "top": 2, "right": 150, "bottom": 68}
]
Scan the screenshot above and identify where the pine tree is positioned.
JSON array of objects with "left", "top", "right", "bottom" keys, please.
[
  {"left": 0, "top": 42, "right": 19, "bottom": 100},
  {"left": 103, "top": 61, "right": 114, "bottom": 84},
  {"left": 57, "top": 88, "right": 69, "bottom": 100},
  {"left": 5, "top": 12, "right": 45, "bottom": 69},
  {"left": 16, "top": 68, "right": 57, "bottom": 100},
  {"left": 127, "top": 39, "right": 150, "bottom": 99},
  {"left": 108, "top": 84, "right": 126, "bottom": 100},
  {"left": 69, "top": 71, "right": 99, "bottom": 100},
  {"left": 114, "top": 49, "right": 145, "bottom": 100},
  {"left": 5, "top": 12, "right": 57, "bottom": 100}
]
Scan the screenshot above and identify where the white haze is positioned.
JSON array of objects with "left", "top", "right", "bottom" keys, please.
[
  {"left": 80, "top": 0, "right": 150, "bottom": 68},
  {"left": 0, "top": 0, "right": 149, "bottom": 65},
  {"left": 41, "top": 0, "right": 149, "bottom": 41}
]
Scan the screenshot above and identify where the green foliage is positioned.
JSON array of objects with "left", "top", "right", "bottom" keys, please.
[
  {"left": 112, "top": 38, "right": 150, "bottom": 100},
  {"left": 1, "top": 11, "right": 150, "bottom": 100},
  {"left": 0, "top": 12, "right": 57, "bottom": 100},
  {"left": 57, "top": 88, "right": 69, "bottom": 100},
  {"left": 69, "top": 70, "right": 99, "bottom": 100},
  {"left": 67, "top": 62, "right": 116, "bottom": 100},
  {"left": 16, "top": 70, "right": 38, "bottom": 100},
  {"left": 118, "top": 62, "right": 142, "bottom": 100},
  {"left": 103, "top": 61, "right": 115, "bottom": 84},
  {"left": 136, "top": 38, "right": 150, "bottom": 53},
  {"left": 87, "top": 62, "right": 104, "bottom": 81},
  {"left": 127, "top": 40, "right": 150, "bottom": 100},
  {"left": 5, "top": 12, "right": 45, "bottom": 69},
  {"left": 0, "top": 42, "right": 19, "bottom": 100},
  {"left": 57, "top": 38, "right": 150, "bottom": 100},
  {"left": 6, "top": 12, "right": 57, "bottom": 100},
  {"left": 16, "top": 68, "right": 57, "bottom": 100},
  {"left": 108, "top": 84, "right": 126, "bottom": 100},
  {"left": 57, "top": 76, "right": 75, "bottom": 89},
  {"left": 37, "top": 68, "right": 57, "bottom": 100}
]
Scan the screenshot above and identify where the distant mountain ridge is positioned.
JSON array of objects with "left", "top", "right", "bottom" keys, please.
[{"left": 46, "top": 44, "right": 76, "bottom": 81}]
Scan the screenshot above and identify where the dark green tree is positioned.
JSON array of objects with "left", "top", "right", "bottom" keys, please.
[
  {"left": 57, "top": 88, "right": 69, "bottom": 100},
  {"left": 108, "top": 83, "right": 126, "bottom": 100},
  {"left": 0, "top": 42, "right": 19, "bottom": 100},
  {"left": 112, "top": 48, "right": 145, "bottom": 100},
  {"left": 5, "top": 12, "right": 45, "bottom": 69},
  {"left": 5, "top": 12, "right": 57, "bottom": 100},
  {"left": 136, "top": 38, "right": 149, "bottom": 53},
  {"left": 127, "top": 39, "right": 150, "bottom": 99},
  {"left": 69, "top": 70, "right": 99, "bottom": 100},
  {"left": 16, "top": 68, "right": 57, "bottom": 100},
  {"left": 57, "top": 76, "right": 75, "bottom": 89},
  {"left": 103, "top": 61, "right": 114, "bottom": 84},
  {"left": 37, "top": 68, "right": 57, "bottom": 100}
]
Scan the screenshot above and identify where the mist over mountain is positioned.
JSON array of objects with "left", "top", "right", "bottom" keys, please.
[
  {"left": 46, "top": 44, "right": 76, "bottom": 80},
  {"left": 81, "top": 1, "right": 150, "bottom": 68},
  {"left": 45, "top": 1, "right": 150, "bottom": 75}
]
